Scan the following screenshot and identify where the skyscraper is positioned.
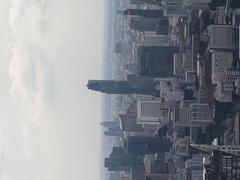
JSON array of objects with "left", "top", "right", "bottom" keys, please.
[
  {"left": 124, "top": 136, "right": 172, "bottom": 155},
  {"left": 87, "top": 79, "right": 159, "bottom": 96},
  {"left": 104, "top": 147, "right": 143, "bottom": 172},
  {"left": 139, "top": 46, "right": 178, "bottom": 78},
  {"left": 104, "top": 131, "right": 123, "bottom": 137},
  {"left": 129, "top": 17, "right": 159, "bottom": 32},
  {"left": 100, "top": 121, "right": 119, "bottom": 129},
  {"left": 124, "top": 9, "right": 163, "bottom": 18},
  {"left": 130, "top": 0, "right": 163, "bottom": 4}
]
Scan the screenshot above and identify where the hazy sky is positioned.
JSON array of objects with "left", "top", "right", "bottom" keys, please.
[{"left": 0, "top": 0, "right": 104, "bottom": 180}]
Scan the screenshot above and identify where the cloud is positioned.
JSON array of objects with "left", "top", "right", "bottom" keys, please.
[
  {"left": 6, "top": 0, "right": 104, "bottom": 180},
  {"left": 7, "top": 0, "right": 53, "bottom": 180},
  {"left": 8, "top": 0, "right": 54, "bottom": 125}
]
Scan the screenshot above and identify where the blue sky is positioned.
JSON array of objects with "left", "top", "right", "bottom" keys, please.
[{"left": 0, "top": 0, "right": 104, "bottom": 179}]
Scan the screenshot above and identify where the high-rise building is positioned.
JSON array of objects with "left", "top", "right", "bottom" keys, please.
[
  {"left": 209, "top": 25, "right": 235, "bottom": 50},
  {"left": 100, "top": 121, "right": 120, "bottom": 129},
  {"left": 185, "top": 154, "right": 205, "bottom": 180},
  {"left": 104, "top": 147, "right": 143, "bottom": 172},
  {"left": 124, "top": 9, "right": 163, "bottom": 18},
  {"left": 129, "top": 17, "right": 159, "bottom": 32},
  {"left": 87, "top": 79, "right": 159, "bottom": 96},
  {"left": 104, "top": 131, "right": 123, "bottom": 137},
  {"left": 124, "top": 136, "right": 172, "bottom": 155},
  {"left": 143, "top": 32, "right": 170, "bottom": 47},
  {"left": 130, "top": 0, "right": 163, "bottom": 5},
  {"left": 184, "top": 0, "right": 211, "bottom": 10},
  {"left": 162, "top": 0, "right": 187, "bottom": 17},
  {"left": 139, "top": 46, "right": 178, "bottom": 78},
  {"left": 192, "top": 144, "right": 240, "bottom": 179},
  {"left": 137, "top": 100, "right": 178, "bottom": 125}
]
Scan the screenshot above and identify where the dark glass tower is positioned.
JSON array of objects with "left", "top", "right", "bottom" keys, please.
[
  {"left": 104, "top": 147, "right": 143, "bottom": 172},
  {"left": 124, "top": 9, "right": 163, "bottom": 18},
  {"left": 87, "top": 79, "right": 159, "bottom": 96},
  {"left": 130, "top": 0, "right": 163, "bottom": 5},
  {"left": 124, "top": 136, "right": 172, "bottom": 155}
]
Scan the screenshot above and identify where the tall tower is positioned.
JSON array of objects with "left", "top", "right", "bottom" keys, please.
[
  {"left": 100, "top": 121, "right": 119, "bottom": 129},
  {"left": 130, "top": 0, "right": 163, "bottom": 5},
  {"left": 87, "top": 79, "right": 159, "bottom": 96},
  {"left": 129, "top": 16, "right": 159, "bottom": 32},
  {"left": 124, "top": 136, "right": 172, "bottom": 155},
  {"left": 124, "top": 9, "right": 163, "bottom": 18}
]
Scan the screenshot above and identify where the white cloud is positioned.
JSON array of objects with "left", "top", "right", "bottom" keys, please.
[{"left": 7, "top": 0, "right": 104, "bottom": 180}]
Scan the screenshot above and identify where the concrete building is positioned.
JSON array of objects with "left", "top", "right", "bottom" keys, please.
[
  {"left": 189, "top": 103, "right": 213, "bottom": 127},
  {"left": 183, "top": 0, "right": 210, "bottom": 10},
  {"left": 175, "top": 136, "right": 190, "bottom": 157},
  {"left": 183, "top": 50, "right": 193, "bottom": 72},
  {"left": 214, "top": 80, "right": 234, "bottom": 103},
  {"left": 162, "top": 0, "right": 187, "bottom": 17},
  {"left": 174, "top": 103, "right": 213, "bottom": 128},
  {"left": 209, "top": 25, "right": 235, "bottom": 50},
  {"left": 137, "top": 100, "right": 177, "bottom": 125},
  {"left": 174, "top": 53, "right": 184, "bottom": 76},
  {"left": 153, "top": 77, "right": 183, "bottom": 102},
  {"left": 197, "top": 88, "right": 208, "bottom": 103},
  {"left": 174, "top": 107, "right": 190, "bottom": 127},
  {"left": 143, "top": 32, "right": 170, "bottom": 47},
  {"left": 211, "top": 51, "right": 233, "bottom": 84},
  {"left": 197, "top": 59, "right": 206, "bottom": 89},
  {"left": 185, "top": 154, "right": 205, "bottom": 180}
]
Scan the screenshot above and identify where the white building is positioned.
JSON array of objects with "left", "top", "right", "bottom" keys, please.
[
  {"left": 211, "top": 50, "right": 233, "bottom": 84},
  {"left": 209, "top": 25, "right": 235, "bottom": 50},
  {"left": 214, "top": 80, "right": 234, "bottom": 102},
  {"left": 137, "top": 100, "right": 177, "bottom": 125}
]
